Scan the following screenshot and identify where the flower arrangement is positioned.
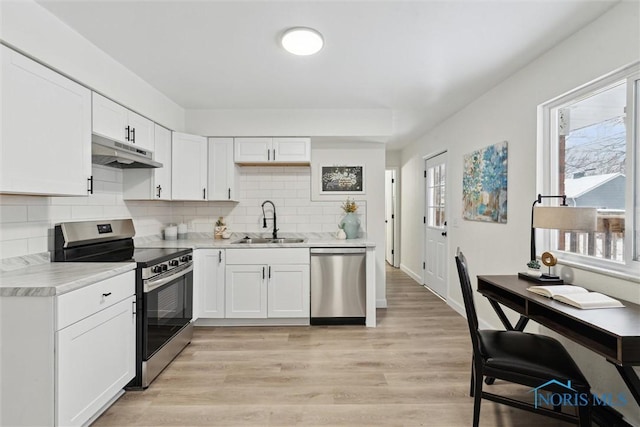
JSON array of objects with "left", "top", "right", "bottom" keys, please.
[
  {"left": 214, "top": 217, "right": 227, "bottom": 239},
  {"left": 341, "top": 198, "right": 358, "bottom": 213}
]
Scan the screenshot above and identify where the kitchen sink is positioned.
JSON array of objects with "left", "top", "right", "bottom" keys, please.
[{"left": 231, "top": 237, "right": 306, "bottom": 244}]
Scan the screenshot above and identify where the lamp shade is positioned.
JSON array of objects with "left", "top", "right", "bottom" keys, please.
[{"left": 532, "top": 206, "right": 597, "bottom": 231}]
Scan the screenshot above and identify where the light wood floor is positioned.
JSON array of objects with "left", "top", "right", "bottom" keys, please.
[{"left": 93, "top": 265, "right": 577, "bottom": 426}]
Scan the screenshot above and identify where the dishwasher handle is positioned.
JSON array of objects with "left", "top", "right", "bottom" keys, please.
[{"left": 310, "top": 247, "right": 366, "bottom": 254}]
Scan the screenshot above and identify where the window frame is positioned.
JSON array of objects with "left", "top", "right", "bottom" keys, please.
[{"left": 537, "top": 62, "right": 640, "bottom": 281}]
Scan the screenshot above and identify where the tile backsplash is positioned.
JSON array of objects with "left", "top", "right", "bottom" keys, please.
[{"left": 0, "top": 165, "right": 366, "bottom": 259}]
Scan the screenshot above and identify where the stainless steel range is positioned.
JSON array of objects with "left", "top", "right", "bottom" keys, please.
[{"left": 53, "top": 219, "right": 193, "bottom": 389}]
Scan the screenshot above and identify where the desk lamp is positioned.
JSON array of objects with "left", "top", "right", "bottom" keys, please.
[{"left": 530, "top": 194, "right": 597, "bottom": 278}]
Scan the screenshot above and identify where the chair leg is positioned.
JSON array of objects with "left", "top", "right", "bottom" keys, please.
[
  {"left": 470, "top": 358, "right": 475, "bottom": 397},
  {"left": 472, "top": 368, "right": 483, "bottom": 427},
  {"left": 577, "top": 392, "right": 592, "bottom": 427}
]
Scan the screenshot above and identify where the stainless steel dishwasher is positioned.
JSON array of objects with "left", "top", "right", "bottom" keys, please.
[{"left": 310, "top": 247, "right": 366, "bottom": 325}]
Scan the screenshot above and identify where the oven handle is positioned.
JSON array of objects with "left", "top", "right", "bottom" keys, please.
[{"left": 144, "top": 264, "right": 193, "bottom": 293}]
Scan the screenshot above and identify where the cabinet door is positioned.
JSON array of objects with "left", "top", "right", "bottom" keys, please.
[
  {"left": 198, "top": 249, "right": 226, "bottom": 318},
  {"left": 208, "top": 138, "right": 238, "bottom": 200},
  {"left": 92, "top": 92, "right": 128, "bottom": 143},
  {"left": 171, "top": 132, "right": 208, "bottom": 200},
  {"left": 122, "top": 124, "right": 171, "bottom": 200},
  {"left": 127, "top": 110, "right": 154, "bottom": 152},
  {"left": 56, "top": 296, "right": 135, "bottom": 427},
  {"left": 234, "top": 137, "right": 271, "bottom": 163},
  {"left": 268, "top": 264, "right": 310, "bottom": 318},
  {"left": 153, "top": 125, "right": 172, "bottom": 199},
  {"left": 1, "top": 45, "right": 91, "bottom": 196},
  {"left": 272, "top": 137, "right": 311, "bottom": 163},
  {"left": 225, "top": 265, "right": 267, "bottom": 318}
]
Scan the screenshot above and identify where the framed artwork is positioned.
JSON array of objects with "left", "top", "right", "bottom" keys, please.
[
  {"left": 320, "top": 165, "right": 365, "bottom": 194},
  {"left": 462, "top": 141, "right": 508, "bottom": 223}
]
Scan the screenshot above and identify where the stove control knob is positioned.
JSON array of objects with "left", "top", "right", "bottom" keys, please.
[
  {"left": 161, "top": 264, "right": 168, "bottom": 271},
  {"left": 180, "top": 255, "right": 190, "bottom": 262},
  {"left": 152, "top": 265, "right": 163, "bottom": 274},
  {"left": 169, "top": 259, "right": 179, "bottom": 267}
]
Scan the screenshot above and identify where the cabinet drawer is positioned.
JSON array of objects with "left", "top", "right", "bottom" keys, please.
[
  {"left": 226, "top": 248, "right": 309, "bottom": 265},
  {"left": 57, "top": 271, "right": 135, "bottom": 330}
]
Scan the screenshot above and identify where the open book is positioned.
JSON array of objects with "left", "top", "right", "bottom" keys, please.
[{"left": 527, "top": 285, "right": 624, "bottom": 309}]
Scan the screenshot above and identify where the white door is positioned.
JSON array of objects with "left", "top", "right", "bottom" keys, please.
[
  {"left": 267, "top": 264, "right": 310, "bottom": 318},
  {"left": 1, "top": 46, "right": 92, "bottom": 196},
  {"left": 92, "top": 92, "right": 128, "bottom": 143},
  {"left": 424, "top": 153, "right": 448, "bottom": 299},
  {"left": 272, "top": 137, "right": 311, "bottom": 163},
  {"left": 208, "top": 138, "right": 237, "bottom": 200},
  {"left": 127, "top": 110, "right": 154, "bottom": 152},
  {"left": 225, "top": 265, "right": 267, "bottom": 318},
  {"left": 234, "top": 137, "right": 271, "bottom": 163},
  {"left": 153, "top": 124, "right": 172, "bottom": 200},
  {"left": 385, "top": 170, "right": 395, "bottom": 266},
  {"left": 198, "top": 250, "right": 226, "bottom": 319},
  {"left": 56, "top": 296, "right": 135, "bottom": 427},
  {"left": 171, "top": 132, "right": 208, "bottom": 200}
]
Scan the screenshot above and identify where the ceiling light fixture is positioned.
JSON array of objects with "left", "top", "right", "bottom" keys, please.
[{"left": 281, "top": 27, "right": 324, "bottom": 56}]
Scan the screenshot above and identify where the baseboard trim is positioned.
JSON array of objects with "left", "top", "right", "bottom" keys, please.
[
  {"left": 400, "top": 263, "right": 422, "bottom": 284},
  {"left": 376, "top": 298, "right": 388, "bottom": 308}
]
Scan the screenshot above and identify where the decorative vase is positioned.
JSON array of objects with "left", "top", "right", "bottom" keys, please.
[
  {"left": 214, "top": 226, "right": 226, "bottom": 239},
  {"left": 340, "top": 212, "right": 360, "bottom": 239},
  {"left": 527, "top": 268, "right": 542, "bottom": 277}
]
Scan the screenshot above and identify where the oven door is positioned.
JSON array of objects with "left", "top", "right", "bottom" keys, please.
[{"left": 143, "top": 265, "right": 193, "bottom": 360}]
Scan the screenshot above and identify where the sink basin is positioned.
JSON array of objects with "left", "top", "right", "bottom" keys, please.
[{"left": 231, "top": 237, "right": 306, "bottom": 244}]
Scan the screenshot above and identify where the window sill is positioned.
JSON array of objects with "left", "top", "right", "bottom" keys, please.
[{"left": 556, "top": 257, "right": 640, "bottom": 284}]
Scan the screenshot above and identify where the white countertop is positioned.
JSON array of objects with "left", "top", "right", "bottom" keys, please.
[
  {"left": 136, "top": 232, "right": 375, "bottom": 249},
  {"left": 0, "top": 262, "right": 136, "bottom": 297},
  {"left": 0, "top": 233, "right": 374, "bottom": 298}
]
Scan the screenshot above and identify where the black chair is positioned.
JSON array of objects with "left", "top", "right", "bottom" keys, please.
[{"left": 455, "top": 249, "right": 591, "bottom": 427}]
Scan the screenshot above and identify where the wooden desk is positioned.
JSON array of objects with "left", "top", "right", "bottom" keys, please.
[{"left": 477, "top": 275, "right": 640, "bottom": 407}]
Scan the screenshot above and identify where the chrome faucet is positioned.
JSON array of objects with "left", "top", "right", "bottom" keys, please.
[{"left": 261, "top": 200, "right": 278, "bottom": 239}]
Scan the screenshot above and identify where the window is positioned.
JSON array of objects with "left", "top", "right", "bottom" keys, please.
[{"left": 540, "top": 63, "right": 639, "bottom": 277}]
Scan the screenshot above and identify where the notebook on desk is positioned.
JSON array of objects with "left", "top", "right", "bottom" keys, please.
[{"left": 526, "top": 285, "right": 625, "bottom": 309}]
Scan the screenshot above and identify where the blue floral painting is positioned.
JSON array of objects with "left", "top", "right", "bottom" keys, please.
[{"left": 462, "top": 141, "right": 508, "bottom": 223}]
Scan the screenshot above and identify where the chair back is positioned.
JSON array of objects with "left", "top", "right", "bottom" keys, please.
[{"left": 455, "top": 249, "right": 482, "bottom": 358}]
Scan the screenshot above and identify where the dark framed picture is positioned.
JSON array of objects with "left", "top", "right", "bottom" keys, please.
[{"left": 320, "top": 166, "right": 365, "bottom": 194}]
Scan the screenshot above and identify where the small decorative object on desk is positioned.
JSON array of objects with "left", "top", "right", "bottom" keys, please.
[
  {"left": 336, "top": 224, "right": 347, "bottom": 240},
  {"left": 526, "top": 259, "right": 542, "bottom": 277},
  {"left": 214, "top": 216, "right": 226, "bottom": 240},
  {"left": 340, "top": 198, "right": 360, "bottom": 239}
]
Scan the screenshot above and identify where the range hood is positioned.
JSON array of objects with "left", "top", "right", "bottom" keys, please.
[{"left": 92, "top": 134, "right": 162, "bottom": 169}]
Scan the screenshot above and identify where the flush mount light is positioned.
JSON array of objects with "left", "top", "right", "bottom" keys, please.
[{"left": 281, "top": 27, "right": 324, "bottom": 56}]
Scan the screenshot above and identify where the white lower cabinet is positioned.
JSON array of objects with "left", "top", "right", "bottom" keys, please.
[
  {"left": 0, "top": 270, "right": 135, "bottom": 427},
  {"left": 225, "top": 249, "right": 310, "bottom": 319},
  {"left": 196, "top": 249, "right": 226, "bottom": 319},
  {"left": 56, "top": 296, "right": 135, "bottom": 426}
]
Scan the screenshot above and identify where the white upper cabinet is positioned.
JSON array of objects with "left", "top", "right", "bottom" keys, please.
[
  {"left": 123, "top": 124, "right": 172, "bottom": 200},
  {"left": 92, "top": 93, "right": 154, "bottom": 152},
  {"left": 0, "top": 45, "right": 92, "bottom": 196},
  {"left": 234, "top": 137, "right": 310, "bottom": 165},
  {"left": 171, "top": 132, "right": 208, "bottom": 200},
  {"left": 208, "top": 138, "right": 238, "bottom": 201},
  {"left": 271, "top": 137, "right": 311, "bottom": 164}
]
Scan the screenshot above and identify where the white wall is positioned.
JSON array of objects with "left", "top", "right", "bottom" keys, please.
[
  {"left": 311, "top": 141, "right": 387, "bottom": 307},
  {"left": 0, "top": 0, "right": 185, "bottom": 131},
  {"left": 399, "top": 2, "right": 640, "bottom": 423}
]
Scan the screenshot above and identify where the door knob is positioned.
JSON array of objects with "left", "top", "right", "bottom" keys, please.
[{"left": 441, "top": 231, "right": 447, "bottom": 237}]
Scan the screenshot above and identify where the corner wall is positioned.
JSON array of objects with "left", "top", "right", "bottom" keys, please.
[{"left": 399, "top": 2, "right": 640, "bottom": 423}]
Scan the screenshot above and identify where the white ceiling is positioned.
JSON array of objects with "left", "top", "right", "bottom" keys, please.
[{"left": 36, "top": 0, "right": 619, "bottom": 149}]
